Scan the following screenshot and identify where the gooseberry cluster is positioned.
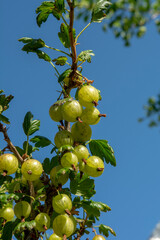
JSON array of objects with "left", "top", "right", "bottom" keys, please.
[
  {"left": 50, "top": 84, "right": 106, "bottom": 178},
  {"left": 0, "top": 0, "right": 116, "bottom": 238}
]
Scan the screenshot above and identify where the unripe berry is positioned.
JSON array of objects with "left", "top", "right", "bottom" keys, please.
[
  {"left": 81, "top": 107, "right": 101, "bottom": 125},
  {"left": 74, "top": 145, "right": 90, "bottom": 163},
  {"left": 53, "top": 214, "right": 76, "bottom": 237},
  {"left": 21, "top": 159, "right": 43, "bottom": 181},
  {"left": 93, "top": 235, "right": 106, "bottom": 240},
  {"left": 48, "top": 233, "right": 62, "bottom": 240},
  {"left": 78, "top": 85, "right": 99, "bottom": 108},
  {"left": 85, "top": 156, "right": 104, "bottom": 177},
  {"left": 52, "top": 194, "right": 72, "bottom": 214},
  {"left": 62, "top": 100, "right": 82, "bottom": 122},
  {"left": 54, "top": 130, "right": 74, "bottom": 149},
  {"left": 35, "top": 213, "right": 50, "bottom": 232},
  {"left": 49, "top": 103, "right": 63, "bottom": 122},
  {"left": 71, "top": 122, "right": 92, "bottom": 142},
  {"left": 0, "top": 207, "right": 14, "bottom": 221},
  {"left": 0, "top": 154, "right": 18, "bottom": 176},
  {"left": 61, "top": 152, "right": 78, "bottom": 168},
  {"left": 14, "top": 201, "right": 31, "bottom": 220},
  {"left": 50, "top": 165, "right": 69, "bottom": 186}
]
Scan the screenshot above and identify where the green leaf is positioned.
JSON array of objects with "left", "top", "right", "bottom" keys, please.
[
  {"left": 0, "top": 92, "right": 14, "bottom": 114},
  {"left": 58, "top": 145, "right": 74, "bottom": 153},
  {"left": 78, "top": 50, "right": 95, "bottom": 63},
  {"left": 42, "top": 156, "right": 59, "bottom": 174},
  {"left": 36, "top": 50, "right": 51, "bottom": 62},
  {"left": 89, "top": 139, "right": 116, "bottom": 166},
  {"left": 23, "top": 112, "right": 40, "bottom": 136},
  {"left": 36, "top": 1, "right": 61, "bottom": 27},
  {"left": 1, "top": 221, "right": 14, "bottom": 240},
  {"left": 82, "top": 201, "right": 100, "bottom": 219},
  {"left": 15, "top": 146, "right": 25, "bottom": 156},
  {"left": 0, "top": 114, "right": 10, "bottom": 124},
  {"left": 91, "top": 0, "right": 111, "bottom": 23},
  {"left": 99, "top": 224, "right": 116, "bottom": 237},
  {"left": 52, "top": 56, "right": 68, "bottom": 66},
  {"left": 14, "top": 220, "right": 36, "bottom": 233},
  {"left": 58, "top": 69, "right": 72, "bottom": 83},
  {"left": 19, "top": 38, "right": 45, "bottom": 52},
  {"left": 91, "top": 201, "right": 111, "bottom": 212},
  {"left": 58, "top": 23, "right": 70, "bottom": 48},
  {"left": 55, "top": 0, "right": 65, "bottom": 13},
  {"left": 30, "top": 135, "right": 52, "bottom": 148},
  {"left": 0, "top": 175, "right": 12, "bottom": 186},
  {"left": 70, "top": 173, "right": 96, "bottom": 198}
]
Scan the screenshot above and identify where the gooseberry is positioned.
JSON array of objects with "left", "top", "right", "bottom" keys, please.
[
  {"left": 71, "top": 122, "right": 92, "bottom": 142},
  {"left": 50, "top": 165, "right": 69, "bottom": 186},
  {"left": 0, "top": 154, "right": 18, "bottom": 176},
  {"left": 48, "top": 233, "right": 62, "bottom": 240},
  {"left": 62, "top": 100, "right": 82, "bottom": 122},
  {"left": 49, "top": 103, "right": 63, "bottom": 122},
  {"left": 35, "top": 213, "right": 50, "bottom": 232},
  {"left": 81, "top": 107, "right": 101, "bottom": 125},
  {"left": 0, "top": 207, "right": 14, "bottom": 221},
  {"left": 53, "top": 214, "right": 76, "bottom": 237},
  {"left": 54, "top": 130, "right": 74, "bottom": 149},
  {"left": 14, "top": 201, "right": 31, "bottom": 220},
  {"left": 52, "top": 194, "right": 72, "bottom": 214},
  {"left": 61, "top": 152, "right": 78, "bottom": 168},
  {"left": 85, "top": 156, "right": 104, "bottom": 177},
  {"left": 74, "top": 145, "right": 90, "bottom": 163},
  {"left": 78, "top": 85, "right": 99, "bottom": 108},
  {"left": 21, "top": 159, "right": 43, "bottom": 181},
  {"left": 92, "top": 235, "right": 106, "bottom": 240}
]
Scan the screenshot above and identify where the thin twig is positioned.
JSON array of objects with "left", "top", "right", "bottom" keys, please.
[{"left": 0, "top": 123, "right": 23, "bottom": 164}]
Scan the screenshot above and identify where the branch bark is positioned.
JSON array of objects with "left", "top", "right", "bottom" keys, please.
[{"left": 0, "top": 123, "right": 24, "bottom": 164}]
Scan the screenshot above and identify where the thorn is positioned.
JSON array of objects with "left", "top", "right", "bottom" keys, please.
[{"left": 77, "top": 117, "right": 83, "bottom": 123}]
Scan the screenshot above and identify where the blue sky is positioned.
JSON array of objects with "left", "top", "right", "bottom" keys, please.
[{"left": 1, "top": 0, "right": 160, "bottom": 240}]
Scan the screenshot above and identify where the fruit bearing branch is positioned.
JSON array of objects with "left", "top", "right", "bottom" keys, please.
[
  {"left": 67, "top": 0, "right": 77, "bottom": 71},
  {"left": 0, "top": 123, "right": 23, "bottom": 164}
]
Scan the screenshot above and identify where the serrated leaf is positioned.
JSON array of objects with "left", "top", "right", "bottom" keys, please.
[
  {"left": 19, "top": 38, "right": 45, "bottom": 52},
  {"left": 0, "top": 93, "right": 14, "bottom": 114},
  {"left": 14, "top": 220, "right": 36, "bottom": 233},
  {"left": 36, "top": 50, "right": 51, "bottom": 62},
  {"left": 55, "top": 0, "right": 65, "bottom": 13},
  {"left": 99, "top": 224, "right": 116, "bottom": 237},
  {"left": 82, "top": 201, "right": 100, "bottom": 218},
  {"left": 43, "top": 156, "right": 59, "bottom": 174},
  {"left": 78, "top": 50, "right": 95, "bottom": 63},
  {"left": 23, "top": 112, "right": 40, "bottom": 136},
  {"left": 91, "top": 0, "right": 111, "bottom": 23},
  {"left": 89, "top": 139, "right": 116, "bottom": 166},
  {"left": 30, "top": 135, "right": 52, "bottom": 148},
  {"left": 70, "top": 173, "right": 96, "bottom": 198},
  {"left": 36, "top": 1, "right": 62, "bottom": 27},
  {"left": 52, "top": 56, "right": 68, "bottom": 66},
  {"left": 91, "top": 201, "right": 111, "bottom": 212},
  {"left": 58, "top": 69, "right": 72, "bottom": 83},
  {"left": 58, "top": 23, "right": 70, "bottom": 48},
  {"left": 0, "top": 114, "right": 10, "bottom": 124}
]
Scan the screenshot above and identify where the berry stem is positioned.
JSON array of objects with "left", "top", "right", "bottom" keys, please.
[
  {"left": 98, "top": 114, "right": 106, "bottom": 118},
  {"left": 92, "top": 101, "right": 99, "bottom": 106}
]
